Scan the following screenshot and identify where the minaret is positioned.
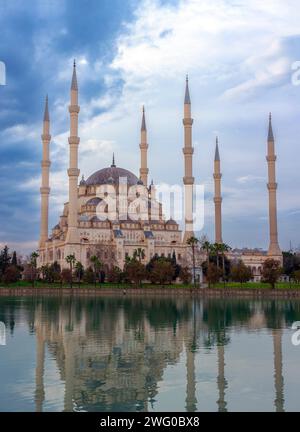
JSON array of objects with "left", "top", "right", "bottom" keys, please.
[
  {"left": 66, "top": 61, "right": 80, "bottom": 246},
  {"left": 39, "top": 95, "right": 51, "bottom": 248},
  {"left": 183, "top": 76, "right": 194, "bottom": 242},
  {"left": 266, "top": 113, "right": 281, "bottom": 257},
  {"left": 214, "top": 137, "right": 223, "bottom": 244},
  {"left": 139, "top": 106, "right": 149, "bottom": 187}
]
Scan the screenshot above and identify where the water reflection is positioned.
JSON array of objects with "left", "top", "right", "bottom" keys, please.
[{"left": 0, "top": 296, "right": 299, "bottom": 412}]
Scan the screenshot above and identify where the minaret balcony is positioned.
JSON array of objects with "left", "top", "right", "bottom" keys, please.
[
  {"left": 41, "top": 134, "right": 51, "bottom": 141},
  {"left": 182, "top": 118, "right": 193, "bottom": 126},
  {"left": 68, "top": 105, "right": 80, "bottom": 113},
  {"left": 267, "top": 182, "right": 278, "bottom": 190},
  {"left": 182, "top": 147, "right": 194, "bottom": 155},
  {"left": 41, "top": 160, "right": 51, "bottom": 168},
  {"left": 183, "top": 176, "right": 194, "bottom": 185},
  {"left": 68, "top": 136, "right": 80, "bottom": 145},
  {"left": 68, "top": 168, "right": 80, "bottom": 177}
]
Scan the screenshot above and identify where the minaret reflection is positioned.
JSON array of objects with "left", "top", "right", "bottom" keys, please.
[
  {"left": 185, "top": 298, "right": 199, "bottom": 412},
  {"left": 217, "top": 344, "right": 227, "bottom": 412},
  {"left": 273, "top": 329, "right": 285, "bottom": 412},
  {"left": 34, "top": 304, "right": 45, "bottom": 412}
]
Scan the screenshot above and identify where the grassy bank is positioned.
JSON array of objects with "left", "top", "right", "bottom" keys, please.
[{"left": 1, "top": 280, "right": 300, "bottom": 290}]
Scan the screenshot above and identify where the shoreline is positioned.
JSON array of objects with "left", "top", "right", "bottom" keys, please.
[{"left": 1, "top": 286, "right": 300, "bottom": 298}]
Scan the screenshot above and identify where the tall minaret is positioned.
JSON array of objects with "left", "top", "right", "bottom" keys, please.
[
  {"left": 214, "top": 137, "right": 223, "bottom": 244},
  {"left": 39, "top": 95, "right": 51, "bottom": 248},
  {"left": 66, "top": 61, "right": 80, "bottom": 245},
  {"left": 183, "top": 76, "right": 194, "bottom": 242},
  {"left": 139, "top": 106, "right": 149, "bottom": 187},
  {"left": 266, "top": 113, "right": 281, "bottom": 257}
]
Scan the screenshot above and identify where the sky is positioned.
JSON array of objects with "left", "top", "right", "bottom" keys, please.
[{"left": 0, "top": 0, "right": 300, "bottom": 255}]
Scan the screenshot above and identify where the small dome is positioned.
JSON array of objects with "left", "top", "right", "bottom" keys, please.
[
  {"left": 166, "top": 219, "right": 177, "bottom": 225},
  {"left": 90, "top": 215, "right": 101, "bottom": 222},
  {"left": 85, "top": 197, "right": 102, "bottom": 206},
  {"left": 79, "top": 175, "right": 86, "bottom": 186}
]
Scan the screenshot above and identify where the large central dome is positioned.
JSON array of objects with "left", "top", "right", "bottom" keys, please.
[{"left": 86, "top": 165, "right": 139, "bottom": 186}]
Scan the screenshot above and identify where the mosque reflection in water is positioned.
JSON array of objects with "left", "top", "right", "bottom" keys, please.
[{"left": 0, "top": 296, "right": 299, "bottom": 412}]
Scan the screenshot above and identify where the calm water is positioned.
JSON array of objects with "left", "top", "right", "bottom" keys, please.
[{"left": 0, "top": 295, "right": 300, "bottom": 412}]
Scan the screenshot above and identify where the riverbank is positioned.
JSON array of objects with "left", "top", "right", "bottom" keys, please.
[{"left": 1, "top": 285, "right": 300, "bottom": 298}]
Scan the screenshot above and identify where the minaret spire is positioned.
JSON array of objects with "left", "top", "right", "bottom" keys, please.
[
  {"left": 111, "top": 152, "right": 116, "bottom": 167},
  {"left": 268, "top": 112, "right": 274, "bottom": 142},
  {"left": 39, "top": 95, "right": 51, "bottom": 249},
  {"left": 184, "top": 75, "right": 191, "bottom": 105},
  {"left": 66, "top": 60, "right": 80, "bottom": 248},
  {"left": 266, "top": 113, "right": 281, "bottom": 257},
  {"left": 183, "top": 76, "right": 194, "bottom": 242},
  {"left": 43, "top": 95, "right": 49, "bottom": 122},
  {"left": 141, "top": 105, "right": 146, "bottom": 131},
  {"left": 71, "top": 59, "right": 78, "bottom": 91},
  {"left": 214, "top": 136, "right": 223, "bottom": 244},
  {"left": 139, "top": 105, "right": 149, "bottom": 186}
]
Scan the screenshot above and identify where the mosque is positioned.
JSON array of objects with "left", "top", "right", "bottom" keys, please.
[{"left": 37, "top": 62, "right": 282, "bottom": 278}]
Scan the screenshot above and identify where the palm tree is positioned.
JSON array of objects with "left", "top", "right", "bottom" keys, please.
[
  {"left": 90, "top": 255, "right": 102, "bottom": 288},
  {"left": 75, "top": 261, "right": 84, "bottom": 288},
  {"left": 187, "top": 236, "right": 199, "bottom": 288},
  {"left": 30, "top": 251, "right": 39, "bottom": 288},
  {"left": 213, "top": 243, "right": 223, "bottom": 270},
  {"left": 201, "top": 240, "right": 211, "bottom": 264},
  {"left": 65, "top": 254, "right": 76, "bottom": 288},
  {"left": 219, "top": 243, "right": 231, "bottom": 286},
  {"left": 133, "top": 248, "right": 145, "bottom": 263}
]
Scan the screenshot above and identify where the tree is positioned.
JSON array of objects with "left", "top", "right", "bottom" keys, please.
[
  {"left": 11, "top": 251, "right": 17, "bottom": 267},
  {"left": 90, "top": 255, "right": 102, "bottom": 287},
  {"left": 0, "top": 245, "right": 11, "bottom": 278},
  {"left": 65, "top": 254, "right": 76, "bottom": 288},
  {"left": 23, "top": 264, "right": 38, "bottom": 286},
  {"left": 171, "top": 251, "right": 181, "bottom": 280},
  {"left": 61, "top": 268, "right": 72, "bottom": 284},
  {"left": 187, "top": 236, "right": 199, "bottom": 288},
  {"left": 75, "top": 261, "right": 84, "bottom": 287},
  {"left": 283, "top": 252, "right": 300, "bottom": 278},
  {"left": 179, "top": 266, "right": 192, "bottom": 284},
  {"left": 83, "top": 266, "right": 95, "bottom": 284},
  {"left": 262, "top": 259, "right": 282, "bottom": 290},
  {"left": 2, "top": 266, "right": 20, "bottom": 284},
  {"left": 40, "top": 262, "right": 61, "bottom": 283},
  {"left": 124, "top": 260, "right": 147, "bottom": 286},
  {"left": 230, "top": 261, "right": 252, "bottom": 288},
  {"left": 206, "top": 263, "right": 222, "bottom": 288},
  {"left": 219, "top": 243, "right": 231, "bottom": 282},
  {"left": 29, "top": 251, "right": 39, "bottom": 287},
  {"left": 133, "top": 248, "right": 145, "bottom": 263},
  {"left": 294, "top": 270, "right": 300, "bottom": 284},
  {"left": 201, "top": 239, "right": 212, "bottom": 272},
  {"left": 106, "top": 266, "right": 122, "bottom": 283},
  {"left": 148, "top": 258, "right": 175, "bottom": 285}
]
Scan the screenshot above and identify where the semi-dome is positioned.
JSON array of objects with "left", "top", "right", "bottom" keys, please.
[{"left": 86, "top": 166, "right": 139, "bottom": 187}]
